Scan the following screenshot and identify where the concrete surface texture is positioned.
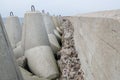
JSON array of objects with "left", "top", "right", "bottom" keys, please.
[
  {"left": 19, "top": 67, "right": 49, "bottom": 80},
  {"left": 0, "top": 15, "right": 23, "bottom": 80},
  {"left": 56, "top": 16, "right": 63, "bottom": 27},
  {"left": 13, "top": 45, "right": 24, "bottom": 59},
  {"left": 56, "top": 26, "right": 62, "bottom": 34},
  {"left": 42, "top": 13, "right": 56, "bottom": 34},
  {"left": 5, "top": 16, "right": 22, "bottom": 48},
  {"left": 48, "top": 33, "right": 61, "bottom": 54},
  {"left": 16, "top": 41, "right": 22, "bottom": 47},
  {"left": 16, "top": 56, "right": 27, "bottom": 68},
  {"left": 24, "top": 11, "right": 50, "bottom": 50},
  {"left": 54, "top": 29, "right": 62, "bottom": 43},
  {"left": 21, "top": 24, "right": 25, "bottom": 53},
  {"left": 52, "top": 16, "right": 63, "bottom": 35},
  {"left": 25, "top": 46, "right": 59, "bottom": 79},
  {"left": 52, "top": 16, "right": 59, "bottom": 28},
  {"left": 76, "top": 9, "right": 120, "bottom": 19},
  {"left": 68, "top": 16, "right": 120, "bottom": 80}
]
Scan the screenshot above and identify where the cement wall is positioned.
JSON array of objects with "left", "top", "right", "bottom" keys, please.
[
  {"left": 68, "top": 17, "right": 120, "bottom": 80},
  {"left": 0, "top": 15, "right": 23, "bottom": 80}
]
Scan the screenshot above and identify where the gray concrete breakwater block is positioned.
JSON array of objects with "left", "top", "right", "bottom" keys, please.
[
  {"left": 0, "top": 15, "right": 23, "bottom": 80},
  {"left": 24, "top": 11, "right": 49, "bottom": 51},
  {"left": 5, "top": 15, "right": 22, "bottom": 48},
  {"left": 25, "top": 46, "right": 59, "bottom": 79},
  {"left": 48, "top": 33, "right": 61, "bottom": 54}
]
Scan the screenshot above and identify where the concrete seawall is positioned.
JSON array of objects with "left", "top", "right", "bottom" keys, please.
[{"left": 68, "top": 17, "right": 120, "bottom": 80}]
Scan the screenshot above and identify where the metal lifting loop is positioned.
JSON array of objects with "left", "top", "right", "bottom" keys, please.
[
  {"left": 31, "top": 5, "right": 35, "bottom": 12},
  {"left": 10, "top": 11, "right": 14, "bottom": 16}
]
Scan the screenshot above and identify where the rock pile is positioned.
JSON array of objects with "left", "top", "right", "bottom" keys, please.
[{"left": 57, "top": 19, "right": 84, "bottom": 80}]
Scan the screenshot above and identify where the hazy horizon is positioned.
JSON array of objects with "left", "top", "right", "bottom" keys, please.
[{"left": 0, "top": 0, "right": 120, "bottom": 17}]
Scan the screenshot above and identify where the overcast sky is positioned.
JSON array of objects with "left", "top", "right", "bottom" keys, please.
[{"left": 0, "top": 0, "right": 120, "bottom": 17}]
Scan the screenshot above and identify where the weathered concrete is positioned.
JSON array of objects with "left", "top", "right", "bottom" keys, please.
[
  {"left": 68, "top": 16, "right": 120, "bottom": 80},
  {"left": 20, "top": 67, "right": 50, "bottom": 80},
  {"left": 25, "top": 46, "right": 59, "bottom": 79},
  {"left": 56, "top": 26, "right": 62, "bottom": 34},
  {"left": 48, "top": 34, "right": 60, "bottom": 54},
  {"left": 42, "top": 13, "right": 56, "bottom": 34},
  {"left": 14, "top": 45, "right": 24, "bottom": 59},
  {"left": 54, "top": 29, "right": 62, "bottom": 43},
  {"left": 32, "top": 76, "right": 50, "bottom": 80},
  {"left": 21, "top": 24, "right": 25, "bottom": 53},
  {"left": 56, "top": 15, "right": 63, "bottom": 27},
  {"left": 17, "top": 41, "right": 22, "bottom": 47},
  {"left": 76, "top": 9, "right": 120, "bottom": 19},
  {"left": 52, "top": 16, "right": 59, "bottom": 28},
  {"left": 0, "top": 15, "right": 23, "bottom": 80},
  {"left": 16, "top": 56, "right": 27, "bottom": 68},
  {"left": 19, "top": 67, "right": 33, "bottom": 80},
  {"left": 23, "top": 6, "right": 59, "bottom": 79},
  {"left": 5, "top": 14, "right": 22, "bottom": 48},
  {"left": 24, "top": 11, "right": 49, "bottom": 50},
  {"left": 52, "top": 16, "right": 62, "bottom": 35}
]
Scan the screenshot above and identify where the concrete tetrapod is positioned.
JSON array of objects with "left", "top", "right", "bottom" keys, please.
[
  {"left": 57, "top": 15, "right": 63, "bottom": 27},
  {"left": 54, "top": 29, "right": 62, "bottom": 43},
  {"left": 16, "top": 41, "right": 22, "bottom": 47},
  {"left": 32, "top": 76, "right": 50, "bottom": 80},
  {"left": 24, "top": 11, "right": 49, "bottom": 50},
  {"left": 5, "top": 12, "right": 22, "bottom": 48},
  {"left": 56, "top": 16, "right": 61, "bottom": 27},
  {"left": 56, "top": 26, "right": 62, "bottom": 35},
  {"left": 25, "top": 46, "right": 59, "bottom": 79},
  {"left": 0, "top": 15, "right": 23, "bottom": 80},
  {"left": 52, "top": 16, "right": 62, "bottom": 34},
  {"left": 42, "top": 13, "right": 56, "bottom": 34},
  {"left": 20, "top": 67, "right": 50, "bottom": 80},
  {"left": 14, "top": 45, "right": 24, "bottom": 59},
  {"left": 24, "top": 5, "right": 59, "bottom": 79},
  {"left": 21, "top": 24, "right": 25, "bottom": 53},
  {"left": 48, "top": 34, "right": 61, "bottom": 54},
  {"left": 52, "top": 16, "right": 59, "bottom": 29}
]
